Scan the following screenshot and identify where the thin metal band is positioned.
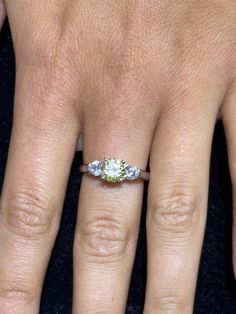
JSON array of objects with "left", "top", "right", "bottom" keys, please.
[{"left": 79, "top": 164, "right": 150, "bottom": 181}]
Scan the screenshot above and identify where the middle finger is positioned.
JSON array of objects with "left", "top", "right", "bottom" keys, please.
[{"left": 145, "top": 84, "right": 223, "bottom": 313}]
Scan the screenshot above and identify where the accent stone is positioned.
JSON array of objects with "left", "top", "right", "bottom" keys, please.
[
  {"left": 88, "top": 160, "right": 102, "bottom": 176},
  {"left": 125, "top": 165, "right": 140, "bottom": 180}
]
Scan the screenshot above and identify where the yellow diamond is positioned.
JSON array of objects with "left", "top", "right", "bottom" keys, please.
[{"left": 101, "top": 158, "right": 126, "bottom": 182}]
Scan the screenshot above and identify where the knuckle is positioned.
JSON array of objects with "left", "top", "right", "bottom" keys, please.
[
  {"left": 1, "top": 189, "right": 55, "bottom": 238},
  {"left": 152, "top": 295, "right": 190, "bottom": 312},
  {"left": 19, "top": 60, "right": 75, "bottom": 110},
  {"left": 0, "top": 279, "right": 35, "bottom": 310},
  {"left": 0, "top": 286, "right": 34, "bottom": 305},
  {"left": 103, "top": 34, "right": 146, "bottom": 91},
  {"left": 17, "top": 25, "right": 61, "bottom": 68},
  {"left": 17, "top": 38, "right": 78, "bottom": 105},
  {"left": 148, "top": 185, "right": 201, "bottom": 233},
  {"left": 104, "top": 46, "right": 139, "bottom": 84},
  {"left": 76, "top": 213, "right": 133, "bottom": 259}
]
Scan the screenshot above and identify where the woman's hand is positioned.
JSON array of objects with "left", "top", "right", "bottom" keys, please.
[{"left": 1, "top": 1, "right": 236, "bottom": 313}]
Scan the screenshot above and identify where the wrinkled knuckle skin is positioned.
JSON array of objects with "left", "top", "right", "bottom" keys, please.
[
  {"left": 17, "top": 25, "right": 63, "bottom": 68},
  {"left": 76, "top": 215, "right": 132, "bottom": 259},
  {"left": 148, "top": 188, "right": 201, "bottom": 233},
  {"left": 1, "top": 190, "right": 55, "bottom": 238},
  {"left": 17, "top": 33, "right": 80, "bottom": 104},
  {"left": 103, "top": 43, "right": 142, "bottom": 89},
  {"left": 151, "top": 295, "right": 190, "bottom": 313},
  {"left": 0, "top": 285, "right": 34, "bottom": 309}
]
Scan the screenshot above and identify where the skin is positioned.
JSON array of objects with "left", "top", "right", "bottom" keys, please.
[
  {"left": 0, "top": 0, "right": 5, "bottom": 29},
  {"left": 0, "top": 0, "right": 236, "bottom": 313}
]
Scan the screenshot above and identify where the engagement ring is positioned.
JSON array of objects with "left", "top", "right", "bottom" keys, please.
[{"left": 80, "top": 157, "right": 149, "bottom": 183}]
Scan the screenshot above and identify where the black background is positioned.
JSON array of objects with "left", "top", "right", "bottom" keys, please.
[{"left": 1, "top": 21, "right": 236, "bottom": 314}]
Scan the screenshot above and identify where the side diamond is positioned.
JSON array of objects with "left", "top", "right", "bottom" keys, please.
[
  {"left": 88, "top": 161, "right": 102, "bottom": 176},
  {"left": 125, "top": 165, "right": 140, "bottom": 180}
]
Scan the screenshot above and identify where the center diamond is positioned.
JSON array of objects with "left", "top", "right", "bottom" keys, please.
[{"left": 101, "top": 158, "right": 126, "bottom": 182}]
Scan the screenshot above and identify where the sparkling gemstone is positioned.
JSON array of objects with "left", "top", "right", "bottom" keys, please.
[
  {"left": 101, "top": 158, "right": 126, "bottom": 182},
  {"left": 125, "top": 165, "right": 140, "bottom": 180},
  {"left": 88, "top": 160, "right": 102, "bottom": 176}
]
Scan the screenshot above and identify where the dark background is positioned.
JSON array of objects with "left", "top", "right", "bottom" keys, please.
[{"left": 1, "top": 21, "right": 236, "bottom": 314}]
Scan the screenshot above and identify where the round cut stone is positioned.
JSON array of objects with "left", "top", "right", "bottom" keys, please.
[
  {"left": 101, "top": 158, "right": 126, "bottom": 182},
  {"left": 88, "top": 160, "right": 102, "bottom": 176},
  {"left": 125, "top": 165, "right": 140, "bottom": 180}
]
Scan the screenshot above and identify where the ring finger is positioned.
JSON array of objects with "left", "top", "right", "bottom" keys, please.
[{"left": 73, "top": 91, "right": 156, "bottom": 313}]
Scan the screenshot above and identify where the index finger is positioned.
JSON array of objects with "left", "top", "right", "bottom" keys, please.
[{"left": 0, "top": 63, "right": 79, "bottom": 313}]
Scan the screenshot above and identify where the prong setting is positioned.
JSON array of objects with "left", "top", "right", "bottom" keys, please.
[
  {"left": 87, "top": 158, "right": 141, "bottom": 182},
  {"left": 87, "top": 160, "right": 102, "bottom": 176}
]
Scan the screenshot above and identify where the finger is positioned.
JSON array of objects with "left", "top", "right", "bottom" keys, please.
[
  {"left": 221, "top": 80, "right": 236, "bottom": 278},
  {"left": 73, "top": 97, "right": 156, "bottom": 313},
  {"left": 144, "top": 93, "right": 219, "bottom": 313},
  {"left": 0, "top": 64, "right": 79, "bottom": 313},
  {"left": 0, "top": 0, "right": 6, "bottom": 31}
]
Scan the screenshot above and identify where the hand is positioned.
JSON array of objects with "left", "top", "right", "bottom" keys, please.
[{"left": 1, "top": 1, "right": 236, "bottom": 313}]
